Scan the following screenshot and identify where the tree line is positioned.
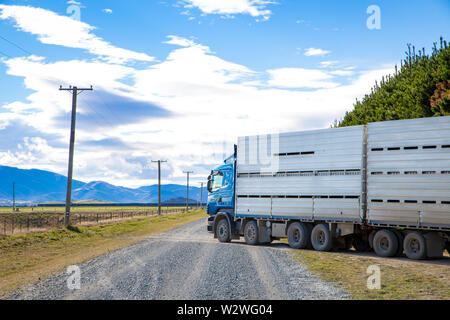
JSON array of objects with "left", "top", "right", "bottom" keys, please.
[{"left": 335, "top": 37, "right": 449, "bottom": 127}]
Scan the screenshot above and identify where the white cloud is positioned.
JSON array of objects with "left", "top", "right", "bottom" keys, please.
[
  {"left": 329, "top": 70, "right": 354, "bottom": 76},
  {"left": 0, "top": 6, "right": 395, "bottom": 187},
  {"left": 0, "top": 5, "right": 153, "bottom": 63},
  {"left": 320, "top": 60, "right": 340, "bottom": 68},
  {"left": 182, "top": 0, "right": 275, "bottom": 19},
  {"left": 266, "top": 68, "right": 338, "bottom": 89},
  {"left": 164, "top": 35, "right": 201, "bottom": 48},
  {"left": 304, "top": 48, "right": 331, "bottom": 56},
  {"left": 102, "top": 8, "right": 113, "bottom": 14}
]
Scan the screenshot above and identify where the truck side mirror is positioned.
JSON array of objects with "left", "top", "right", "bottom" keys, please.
[{"left": 207, "top": 174, "right": 212, "bottom": 192}]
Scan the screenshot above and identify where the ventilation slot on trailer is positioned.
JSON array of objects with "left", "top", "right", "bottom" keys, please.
[
  {"left": 371, "top": 199, "right": 383, "bottom": 203},
  {"left": 371, "top": 148, "right": 383, "bottom": 152},
  {"left": 404, "top": 146, "right": 418, "bottom": 150},
  {"left": 274, "top": 151, "right": 315, "bottom": 156},
  {"left": 404, "top": 171, "right": 418, "bottom": 175},
  {"left": 422, "top": 145, "right": 437, "bottom": 149},
  {"left": 405, "top": 200, "right": 418, "bottom": 203},
  {"left": 371, "top": 171, "right": 383, "bottom": 175},
  {"left": 387, "top": 199, "right": 400, "bottom": 203},
  {"left": 387, "top": 147, "right": 401, "bottom": 151},
  {"left": 422, "top": 200, "right": 437, "bottom": 204},
  {"left": 442, "top": 145, "right": 450, "bottom": 149},
  {"left": 422, "top": 171, "right": 436, "bottom": 175}
]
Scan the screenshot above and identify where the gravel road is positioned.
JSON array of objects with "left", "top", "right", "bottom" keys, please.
[{"left": 8, "top": 219, "right": 350, "bottom": 300}]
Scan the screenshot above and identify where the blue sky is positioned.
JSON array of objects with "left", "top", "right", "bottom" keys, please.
[{"left": 0, "top": 0, "right": 449, "bottom": 187}]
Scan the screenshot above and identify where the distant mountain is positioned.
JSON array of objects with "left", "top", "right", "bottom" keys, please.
[{"left": 0, "top": 165, "right": 207, "bottom": 205}]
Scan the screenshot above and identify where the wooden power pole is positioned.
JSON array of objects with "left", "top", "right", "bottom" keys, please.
[
  {"left": 183, "top": 171, "right": 193, "bottom": 212},
  {"left": 152, "top": 160, "right": 167, "bottom": 215},
  {"left": 200, "top": 182, "right": 203, "bottom": 209},
  {"left": 59, "top": 85, "right": 93, "bottom": 226}
]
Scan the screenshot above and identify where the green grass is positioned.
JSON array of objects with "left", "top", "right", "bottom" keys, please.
[
  {"left": 291, "top": 249, "right": 450, "bottom": 300},
  {"left": 0, "top": 209, "right": 207, "bottom": 296}
]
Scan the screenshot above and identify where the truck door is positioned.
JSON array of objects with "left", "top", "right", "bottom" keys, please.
[{"left": 208, "top": 168, "right": 234, "bottom": 213}]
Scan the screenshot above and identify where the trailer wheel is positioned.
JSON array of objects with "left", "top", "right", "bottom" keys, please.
[
  {"left": 373, "top": 230, "right": 398, "bottom": 257},
  {"left": 216, "top": 218, "right": 231, "bottom": 243},
  {"left": 287, "top": 222, "right": 311, "bottom": 249},
  {"left": 311, "top": 224, "right": 333, "bottom": 252},
  {"left": 391, "top": 230, "right": 404, "bottom": 256},
  {"left": 244, "top": 220, "right": 259, "bottom": 245},
  {"left": 403, "top": 232, "right": 427, "bottom": 260}
]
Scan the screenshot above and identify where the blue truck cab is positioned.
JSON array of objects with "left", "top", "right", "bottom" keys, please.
[{"left": 206, "top": 146, "right": 237, "bottom": 236}]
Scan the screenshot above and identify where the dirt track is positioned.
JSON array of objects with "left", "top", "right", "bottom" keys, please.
[{"left": 7, "top": 219, "right": 350, "bottom": 300}]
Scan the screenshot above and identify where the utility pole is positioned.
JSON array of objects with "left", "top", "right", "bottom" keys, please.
[
  {"left": 151, "top": 160, "right": 167, "bottom": 215},
  {"left": 200, "top": 182, "right": 203, "bottom": 210},
  {"left": 59, "top": 85, "right": 93, "bottom": 226},
  {"left": 12, "top": 182, "right": 15, "bottom": 212},
  {"left": 183, "top": 171, "right": 193, "bottom": 212}
]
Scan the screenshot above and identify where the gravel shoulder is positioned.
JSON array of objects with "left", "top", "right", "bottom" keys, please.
[{"left": 7, "top": 219, "right": 350, "bottom": 300}]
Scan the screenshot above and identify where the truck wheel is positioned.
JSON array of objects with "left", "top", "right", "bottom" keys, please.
[
  {"left": 403, "top": 232, "right": 427, "bottom": 260},
  {"left": 244, "top": 220, "right": 259, "bottom": 245},
  {"left": 391, "top": 229, "right": 404, "bottom": 256},
  {"left": 373, "top": 230, "right": 398, "bottom": 257},
  {"left": 216, "top": 218, "right": 231, "bottom": 243},
  {"left": 287, "top": 222, "right": 311, "bottom": 249},
  {"left": 311, "top": 224, "right": 333, "bottom": 252}
]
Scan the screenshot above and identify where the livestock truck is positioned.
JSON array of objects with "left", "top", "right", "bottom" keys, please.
[{"left": 206, "top": 116, "right": 450, "bottom": 260}]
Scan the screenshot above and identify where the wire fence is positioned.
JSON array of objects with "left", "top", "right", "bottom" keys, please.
[{"left": 0, "top": 208, "right": 193, "bottom": 236}]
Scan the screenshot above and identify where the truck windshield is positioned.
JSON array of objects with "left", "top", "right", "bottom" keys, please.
[{"left": 212, "top": 172, "right": 224, "bottom": 191}]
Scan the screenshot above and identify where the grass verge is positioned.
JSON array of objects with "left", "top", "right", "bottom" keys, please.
[
  {"left": 291, "top": 249, "right": 450, "bottom": 300},
  {"left": 0, "top": 209, "right": 206, "bottom": 297}
]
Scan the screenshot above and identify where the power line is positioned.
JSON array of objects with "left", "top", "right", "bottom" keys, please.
[{"left": 0, "top": 35, "right": 32, "bottom": 55}]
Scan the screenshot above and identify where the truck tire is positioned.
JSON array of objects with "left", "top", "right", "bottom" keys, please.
[
  {"left": 311, "top": 224, "right": 333, "bottom": 252},
  {"left": 373, "top": 230, "right": 398, "bottom": 257},
  {"left": 391, "top": 229, "right": 404, "bottom": 256},
  {"left": 216, "top": 218, "right": 231, "bottom": 243},
  {"left": 244, "top": 220, "right": 259, "bottom": 245},
  {"left": 403, "top": 232, "right": 427, "bottom": 260},
  {"left": 287, "top": 222, "right": 311, "bottom": 249}
]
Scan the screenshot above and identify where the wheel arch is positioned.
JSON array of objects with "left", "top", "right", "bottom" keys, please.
[{"left": 213, "top": 210, "right": 233, "bottom": 239}]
